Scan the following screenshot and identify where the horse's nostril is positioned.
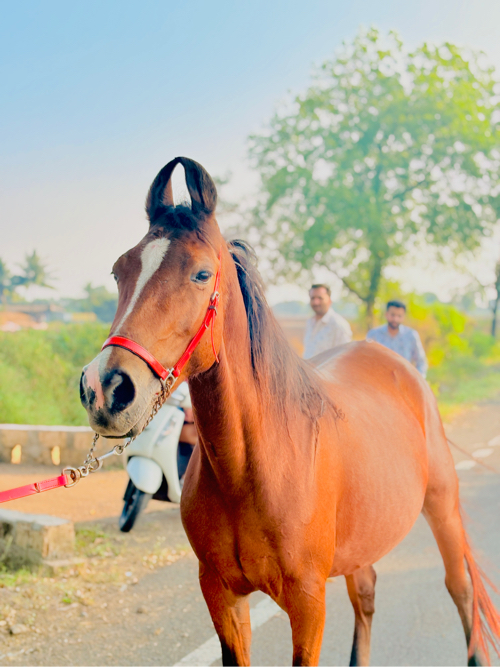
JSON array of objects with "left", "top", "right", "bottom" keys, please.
[
  {"left": 80, "top": 372, "right": 88, "bottom": 407},
  {"left": 108, "top": 371, "right": 136, "bottom": 414}
]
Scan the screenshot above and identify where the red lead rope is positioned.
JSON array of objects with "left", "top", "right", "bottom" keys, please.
[
  {"left": 0, "top": 474, "right": 70, "bottom": 503},
  {"left": 0, "top": 252, "right": 222, "bottom": 505}
]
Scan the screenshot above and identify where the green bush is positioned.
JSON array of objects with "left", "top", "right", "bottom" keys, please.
[
  {"left": 0, "top": 323, "right": 108, "bottom": 425},
  {"left": 369, "top": 286, "right": 500, "bottom": 415}
]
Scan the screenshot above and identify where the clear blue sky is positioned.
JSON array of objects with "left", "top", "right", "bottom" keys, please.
[{"left": 1, "top": 0, "right": 500, "bottom": 301}]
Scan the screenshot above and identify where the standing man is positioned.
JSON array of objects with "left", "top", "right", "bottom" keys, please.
[
  {"left": 367, "top": 300, "right": 428, "bottom": 377},
  {"left": 303, "top": 284, "right": 352, "bottom": 359}
]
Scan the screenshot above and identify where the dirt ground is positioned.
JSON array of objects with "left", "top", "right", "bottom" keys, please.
[{"left": 0, "top": 398, "right": 498, "bottom": 664}]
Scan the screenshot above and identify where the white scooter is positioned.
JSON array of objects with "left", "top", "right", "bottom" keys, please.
[{"left": 119, "top": 383, "right": 193, "bottom": 532}]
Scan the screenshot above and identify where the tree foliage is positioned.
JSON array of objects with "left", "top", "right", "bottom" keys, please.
[
  {"left": 0, "top": 251, "right": 53, "bottom": 304},
  {"left": 249, "top": 28, "right": 500, "bottom": 322},
  {"left": 64, "top": 283, "right": 118, "bottom": 322}
]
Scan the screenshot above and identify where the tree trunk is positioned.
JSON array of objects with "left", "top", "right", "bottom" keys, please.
[
  {"left": 365, "top": 298, "right": 375, "bottom": 331},
  {"left": 492, "top": 262, "right": 500, "bottom": 338},
  {"left": 491, "top": 294, "right": 499, "bottom": 338},
  {"left": 365, "top": 258, "right": 383, "bottom": 332}
]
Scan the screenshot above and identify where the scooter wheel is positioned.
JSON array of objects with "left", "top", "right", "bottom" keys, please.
[{"left": 119, "top": 481, "right": 152, "bottom": 532}]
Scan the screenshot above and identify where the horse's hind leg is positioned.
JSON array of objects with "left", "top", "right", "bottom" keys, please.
[
  {"left": 199, "top": 564, "right": 252, "bottom": 666},
  {"left": 345, "top": 565, "right": 377, "bottom": 666},
  {"left": 423, "top": 464, "right": 499, "bottom": 665}
]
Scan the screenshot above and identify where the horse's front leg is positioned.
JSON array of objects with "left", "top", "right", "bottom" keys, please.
[
  {"left": 199, "top": 563, "right": 252, "bottom": 666},
  {"left": 280, "top": 574, "right": 326, "bottom": 666}
]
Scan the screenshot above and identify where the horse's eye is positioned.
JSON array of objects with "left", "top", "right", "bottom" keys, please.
[
  {"left": 112, "top": 273, "right": 119, "bottom": 284},
  {"left": 194, "top": 271, "right": 212, "bottom": 284}
]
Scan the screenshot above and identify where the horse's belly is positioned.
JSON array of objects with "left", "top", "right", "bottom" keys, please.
[
  {"left": 330, "top": 470, "right": 426, "bottom": 576},
  {"left": 333, "top": 439, "right": 428, "bottom": 574}
]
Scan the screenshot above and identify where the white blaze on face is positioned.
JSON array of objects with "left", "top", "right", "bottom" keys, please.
[
  {"left": 84, "top": 347, "right": 113, "bottom": 410},
  {"left": 115, "top": 237, "right": 171, "bottom": 333}
]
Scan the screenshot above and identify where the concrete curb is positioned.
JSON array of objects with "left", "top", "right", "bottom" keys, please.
[{"left": 0, "top": 424, "right": 122, "bottom": 467}]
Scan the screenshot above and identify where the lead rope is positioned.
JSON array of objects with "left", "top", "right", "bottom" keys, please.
[{"left": 63, "top": 376, "right": 175, "bottom": 487}]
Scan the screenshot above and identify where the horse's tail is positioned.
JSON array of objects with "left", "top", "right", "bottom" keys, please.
[{"left": 463, "top": 531, "right": 500, "bottom": 663}]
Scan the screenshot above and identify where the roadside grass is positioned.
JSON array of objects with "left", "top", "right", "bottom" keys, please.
[
  {"left": 0, "top": 519, "right": 191, "bottom": 659},
  {"left": 429, "top": 359, "right": 500, "bottom": 421},
  {"left": 0, "top": 522, "right": 190, "bottom": 600}
]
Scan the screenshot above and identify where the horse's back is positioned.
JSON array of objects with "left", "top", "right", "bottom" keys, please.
[{"left": 310, "top": 340, "right": 428, "bottom": 404}]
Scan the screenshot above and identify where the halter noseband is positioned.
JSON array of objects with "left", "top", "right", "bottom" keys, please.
[{"left": 101, "top": 251, "right": 222, "bottom": 391}]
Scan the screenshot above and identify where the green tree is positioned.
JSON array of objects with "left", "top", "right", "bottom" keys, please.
[
  {"left": 65, "top": 283, "right": 118, "bottom": 322},
  {"left": 0, "top": 251, "right": 53, "bottom": 305},
  {"left": 249, "top": 28, "right": 500, "bottom": 325},
  {"left": 16, "top": 250, "right": 54, "bottom": 289},
  {"left": 0, "top": 259, "right": 11, "bottom": 306}
]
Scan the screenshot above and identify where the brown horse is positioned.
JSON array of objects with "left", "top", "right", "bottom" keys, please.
[{"left": 80, "top": 157, "right": 500, "bottom": 666}]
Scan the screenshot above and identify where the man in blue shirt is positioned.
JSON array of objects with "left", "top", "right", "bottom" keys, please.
[{"left": 366, "top": 300, "right": 428, "bottom": 377}]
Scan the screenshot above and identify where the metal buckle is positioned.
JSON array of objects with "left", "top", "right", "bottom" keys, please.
[
  {"left": 88, "top": 458, "right": 103, "bottom": 473},
  {"left": 63, "top": 467, "right": 81, "bottom": 488},
  {"left": 161, "top": 370, "right": 176, "bottom": 391}
]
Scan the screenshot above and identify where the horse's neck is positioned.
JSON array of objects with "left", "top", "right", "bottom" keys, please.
[{"left": 189, "top": 280, "right": 262, "bottom": 485}]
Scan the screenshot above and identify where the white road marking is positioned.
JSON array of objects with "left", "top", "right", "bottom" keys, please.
[
  {"left": 455, "top": 460, "right": 477, "bottom": 470},
  {"left": 472, "top": 447, "right": 494, "bottom": 459},
  {"left": 488, "top": 435, "right": 500, "bottom": 447},
  {"left": 174, "top": 597, "right": 281, "bottom": 666},
  {"left": 116, "top": 237, "right": 170, "bottom": 333}
]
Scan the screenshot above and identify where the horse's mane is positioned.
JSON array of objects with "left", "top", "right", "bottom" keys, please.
[{"left": 227, "top": 240, "right": 340, "bottom": 426}]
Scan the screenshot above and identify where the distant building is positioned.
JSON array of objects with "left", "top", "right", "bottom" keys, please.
[
  {"left": 4, "top": 303, "right": 66, "bottom": 323},
  {"left": 70, "top": 312, "right": 97, "bottom": 323},
  {"left": 0, "top": 304, "right": 99, "bottom": 330},
  {"left": 0, "top": 311, "right": 43, "bottom": 332}
]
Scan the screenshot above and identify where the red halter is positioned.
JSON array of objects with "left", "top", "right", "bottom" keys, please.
[{"left": 101, "top": 252, "right": 221, "bottom": 389}]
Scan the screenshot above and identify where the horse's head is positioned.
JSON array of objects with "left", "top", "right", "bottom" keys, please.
[{"left": 80, "top": 157, "right": 225, "bottom": 437}]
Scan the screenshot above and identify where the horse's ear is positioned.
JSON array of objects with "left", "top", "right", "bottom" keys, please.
[
  {"left": 177, "top": 157, "right": 217, "bottom": 215},
  {"left": 145, "top": 158, "right": 177, "bottom": 221},
  {"left": 146, "top": 157, "right": 217, "bottom": 223}
]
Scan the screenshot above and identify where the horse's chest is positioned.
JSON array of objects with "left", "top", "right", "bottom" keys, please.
[
  {"left": 185, "top": 500, "right": 295, "bottom": 594},
  {"left": 211, "top": 528, "right": 286, "bottom": 596}
]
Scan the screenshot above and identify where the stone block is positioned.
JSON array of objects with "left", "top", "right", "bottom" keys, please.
[
  {"left": 37, "top": 430, "right": 68, "bottom": 466},
  {"left": 71, "top": 430, "right": 96, "bottom": 464},
  {"left": 0, "top": 425, "right": 98, "bottom": 466},
  {"left": 0, "top": 509, "right": 75, "bottom": 559}
]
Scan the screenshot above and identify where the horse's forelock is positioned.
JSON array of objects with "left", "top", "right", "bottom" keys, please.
[{"left": 148, "top": 205, "right": 202, "bottom": 233}]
